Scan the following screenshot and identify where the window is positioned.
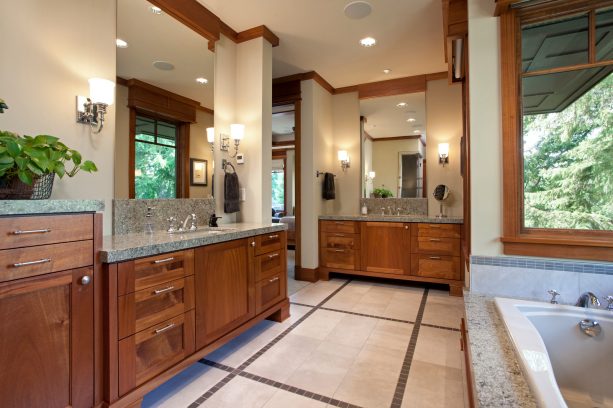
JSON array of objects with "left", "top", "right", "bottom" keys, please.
[
  {"left": 272, "top": 167, "right": 285, "bottom": 213},
  {"left": 134, "top": 115, "right": 179, "bottom": 199},
  {"left": 500, "top": 1, "right": 613, "bottom": 261}
]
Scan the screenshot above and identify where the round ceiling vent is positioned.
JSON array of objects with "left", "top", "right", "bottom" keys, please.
[
  {"left": 153, "top": 61, "right": 175, "bottom": 71},
  {"left": 344, "top": 1, "right": 372, "bottom": 19}
]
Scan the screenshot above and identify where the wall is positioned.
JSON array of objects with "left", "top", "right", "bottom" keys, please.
[
  {"left": 371, "top": 138, "right": 422, "bottom": 197},
  {"left": 189, "top": 110, "right": 214, "bottom": 198},
  {"left": 362, "top": 137, "right": 373, "bottom": 197},
  {"left": 426, "top": 79, "right": 464, "bottom": 218},
  {"left": 286, "top": 149, "right": 296, "bottom": 214},
  {"left": 0, "top": 0, "right": 116, "bottom": 233}
]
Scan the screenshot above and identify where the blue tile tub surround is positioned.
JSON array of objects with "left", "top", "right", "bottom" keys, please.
[{"left": 471, "top": 255, "right": 613, "bottom": 275}]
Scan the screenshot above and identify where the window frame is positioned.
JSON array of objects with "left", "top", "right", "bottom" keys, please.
[{"left": 499, "top": 0, "right": 613, "bottom": 262}]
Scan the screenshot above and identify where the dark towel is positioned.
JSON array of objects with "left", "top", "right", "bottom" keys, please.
[
  {"left": 224, "top": 172, "right": 240, "bottom": 213},
  {"left": 322, "top": 172, "right": 335, "bottom": 200}
]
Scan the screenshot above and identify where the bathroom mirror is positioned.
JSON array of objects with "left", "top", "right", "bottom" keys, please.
[
  {"left": 114, "top": 0, "right": 215, "bottom": 199},
  {"left": 360, "top": 92, "right": 427, "bottom": 199}
]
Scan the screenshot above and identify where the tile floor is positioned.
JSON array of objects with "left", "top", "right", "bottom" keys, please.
[{"left": 143, "top": 277, "right": 467, "bottom": 408}]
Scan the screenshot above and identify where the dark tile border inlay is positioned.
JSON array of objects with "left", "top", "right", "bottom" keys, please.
[
  {"left": 188, "top": 280, "right": 358, "bottom": 407},
  {"left": 390, "top": 288, "right": 429, "bottom": 408}
]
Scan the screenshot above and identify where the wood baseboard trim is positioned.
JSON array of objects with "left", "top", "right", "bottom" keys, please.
[{"left": 295, "top": 267, "right": 319, "bottom": 282}]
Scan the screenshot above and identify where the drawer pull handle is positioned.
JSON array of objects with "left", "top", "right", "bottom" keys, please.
[
  {"left": 251, "top": 241, "right": 256, "bottom": 247},
  {"left": 153, "top": 286, "right": 175, "bottom": 295},
  {"left": 405, "top": 226, "right": 409, "bottom": 230},
  {"left": 80, "top": 275, "right": 92, "bottom": 286},
  {"left": 153, "top": 257, "right": 175, "bottom": 264},
  {"left": 13, "top": 258, "right": 51, "bottom": 267},
  {"left": 429, "top": 256, "right": 442, "bottom": 260},
  {"left": 12, "top": 228, "right": 51, "bottom": 235},
  {"left": 268, "top": 253, "right": 279, "bottom": 259},
  {"left": 269, "top": 277, "right": 280, "bottom": 283},
  {"left": 334, "top": 249, "right": 345, "bottom": 253},
  {"left": 429, "top": 238, "right": 442, "bottom": 242},
  {"left": 268, "top": 235, "right": 279, "bottom": 239},
  {"left": 154, "top": 323, "right": 176, "bottom": 335},
  {"left": 334, "top": 233, "right": 346, "bottom": 237}
]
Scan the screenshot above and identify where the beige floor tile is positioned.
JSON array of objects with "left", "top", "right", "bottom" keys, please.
[
  {"left": 351, "top": 344, "right": 405, "bottom": 380},
  {"left": 290, "top": 279, "right": 347, "bottom": 306},
  {"left": 351, "top": 290, "right": 393, "bottom": 316},
  {"left": 401, "top": 360, "right": 464, "bottom": 408},
  {"left": 381, "top": 294, "right": 423, "bottom": 321},
  {"left": 202, "top": 375, "right": 276, "bottom": 408},
  {"left": 246, "top": 333, "right": 320, "bottom": 382},
  {"left": 274, "top": 304, "right": 313, "bottom": 331},
  {"left": 143, "top": 365, "right": 228, "bottom": 408},
  {"left": 322, "top": 290, "right": 363, "bottom": 311},
  {"left": 413, "top": 326, "right": 462, "bottom": 369},
  {"left": 421, "top": 298, "right": 464, "bottom": 329},
  {"left": 324, "top": 313, "right": 378, "bottom": 348},
  {"left": 333, "top": 369, "right": 398, "bottom": 408},
  {"left": 263, "top": 389, "right": 328, "bottom": 408},
  {"left": 291, "top": 309, "right": 345, "bottom": 340},
  {"left": 285, "top": 341, "right": 361, "bottom": 396},
  {"left": 366, "top": 320, "right": 414, "bottom": 352}
]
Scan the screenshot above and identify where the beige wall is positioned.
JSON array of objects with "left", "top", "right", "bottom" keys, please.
[
  {"left": 189, "top": 110, "right": 214, "bottom": 198},
  {"left": 372, "top": 138, "right": 422, "bottom": 197},
  {"left": 0, "top": 0, "right": 116, "bottom": 233},
  {"left": 286, "top": 149, "right": 296, "bottom": 214},
  {"left": 468, "top": 0, "right": 504, "bottom": 256},
  {"left": 425, "top": 79, "right": 464, "bottom": 218},
  {"left": 362, "top": 137, "right": 373, "bottom": 197}
]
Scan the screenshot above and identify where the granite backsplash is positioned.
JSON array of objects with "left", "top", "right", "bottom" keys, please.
[
  {"left": 112, "top": 198, "right": 216, "bottom": 235},
  {"left": 360, "top": 198, "right": 428, "bottom": 216}
]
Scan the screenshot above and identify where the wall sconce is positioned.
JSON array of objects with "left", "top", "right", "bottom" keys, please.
[
  {"left": 228, "top": 123, "right": 244, "bottom": 158},
  {"left": 438, "top": 143, "right": 449, "bottom": 166},
  {"left": 206, "top": 127, "right": 215, "bottom": 152},
  {"left": 365, "top": 171, "right": 375, "bottom": 182},
  {"left": 76, "top": 78, "right": 115, "bottom": 133},
  {"left": 338, "top": 150, "right": 350, "bottom": 171}
]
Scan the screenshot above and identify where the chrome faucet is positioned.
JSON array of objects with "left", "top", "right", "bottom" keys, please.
[
  {"left": 575, "top": 292, "right": 601, "bottom": 309},
  {"left": 397, "top": 208, "right": 402, "bottom": 216},
  {"left": 166, "top": 217, "right": 178, "bottom": 233},
  {"left": 547, "top": 289, "right": 560, "bottom": 304},
  {"left": 144, "top": 206, "right": 155, "bottom": 234},
  {"left": 604, "top": 295, "right": 613, "bottom": 311},
  {"left": 182, "top": 213, "right": 197, "bottom": 231}
]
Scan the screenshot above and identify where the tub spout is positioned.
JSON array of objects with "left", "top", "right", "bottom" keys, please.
[{"left": 575, "top": 292, "right": 601, "bottom": 309}]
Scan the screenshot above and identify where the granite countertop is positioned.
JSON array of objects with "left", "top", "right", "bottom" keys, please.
[
  {"left": 0, "top": 199, "right": 105, "bottom": 215},
  {"left": 463, "top": 291, "right": 537, "bottom": 408},
  {"left": 319, "top": 214, "right": 464, "bottom": 224},
  {"left": 101, "top": 223, "right": 287, "bottom": 263}
]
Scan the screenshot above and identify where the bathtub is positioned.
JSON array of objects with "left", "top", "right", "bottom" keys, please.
[{"left": 495, "top": 297, "right": 613, "bottom": 408}]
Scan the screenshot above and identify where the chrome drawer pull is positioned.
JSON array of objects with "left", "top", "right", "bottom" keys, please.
[
  {"left": 154, "top": 323, "right": 176, "bottom": 334},
  {"left": 153, "top": 257, "right": 175, "bottom": 264},
  {"left": 268, "top": 253, "right": 279, "bottom": 259},
  {"left": 12, "top": 228, "right": 51, "bottom": 235},
  {"left": 429, "top": 256, "right": 442, "bottom": 260},
  {"left": 334, "top": 233, "right": 346, "bottom": 237},
  {"left": 269, "top": 277, "right": 280, "bottom": 283},
  {"left": 268, "top": 235, "right": 279, "bottom": 239},
  {"left": 429, "top": 238, "right": 442, "bottom": 242},
  {"left": 153, "top": 286, "right": 175, "bottom": 295},
  {"left": 334, "top": 249, "right": 345, "bottom": 253},
  {"left": 13, "top": 258, "right": 51, "bottom": 267}
]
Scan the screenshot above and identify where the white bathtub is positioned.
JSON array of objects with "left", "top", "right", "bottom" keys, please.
[{"left": 495, "top": 297, "right": 613, "bottom": 408}]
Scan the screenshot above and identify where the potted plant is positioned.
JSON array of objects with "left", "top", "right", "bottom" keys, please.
[
  {"left": 0, "top": 131, "right": 98, "bottom": 199},
  {"left": 373, "top": 187, "right": 394, "bottom": 198}
]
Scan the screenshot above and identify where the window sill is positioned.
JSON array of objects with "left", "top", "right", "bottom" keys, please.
[{"left": 501, "top": 236, "right": 613, "bottom": 262}]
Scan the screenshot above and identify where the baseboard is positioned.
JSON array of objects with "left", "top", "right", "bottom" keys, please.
[{"left": 295, "top": 266, "right": 319, "bottom": 282}]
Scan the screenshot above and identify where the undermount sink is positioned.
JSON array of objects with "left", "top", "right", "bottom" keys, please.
[{"left": 201, "top": 227, "right": 237, "bottom": 233}]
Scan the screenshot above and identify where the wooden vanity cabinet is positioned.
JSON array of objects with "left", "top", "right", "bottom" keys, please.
[{"left": 360, "top": 222, "right": 411, "bottom": 275}]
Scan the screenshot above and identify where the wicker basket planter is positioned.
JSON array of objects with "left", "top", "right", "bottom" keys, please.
[{"left": 0, "top": 173, "right": 55, "bottom": 200}]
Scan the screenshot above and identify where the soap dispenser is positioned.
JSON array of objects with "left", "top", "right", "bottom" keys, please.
[{"left": 361, "top": 203, "right": 368, "bottom": 215}]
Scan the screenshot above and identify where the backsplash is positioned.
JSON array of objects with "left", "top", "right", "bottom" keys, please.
[
  {"left": 360, "top": 198, "right": 428, "bottom": 216},
  {"left": 470, "top": 255, "right": 613, "bottom": 305},
  {"left": 112, "top": 198, "right": 216, "bottom": 235}
]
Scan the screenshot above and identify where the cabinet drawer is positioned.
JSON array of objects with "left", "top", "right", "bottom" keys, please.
[
  {"left": 118, "top": 311, "right": 195, "bottom": 396},
  {"left": 118, "top": 276, "right": 195, "bottom": 339},
  {"left": 320, "top": 220, "right": 359, "bottom": 234},
  {"left": 321, "top": 248, "right": 358, "bottom": 270},
  {"left": 0, "top": 214, "right": 93, "bottom": 250},
  {"left": 320, "top": 232, "right": 360, "bottom": 250},
  {"left": 0, "top": 240, "right": 93, "bottom": 283},
  {"left": 413, "top": 236, "right": 460, "bottom": 256},
  {"left": 415, "top": 223, "right": 461, "bottom": 238},
  {"left": 255, "top": 250, "right": 284, "bottom": 281},
  {"left": 255, "top": 232, "right": 283, "bottom": 255},
  {"left": 118, "top": 250, "right": 194, "bottom": 296},
  {"left": 413, "top": 255, "right": 461, "bottom": 280},
  {"left": 256, "top": 273, "right": 286, "bottom": 314}
]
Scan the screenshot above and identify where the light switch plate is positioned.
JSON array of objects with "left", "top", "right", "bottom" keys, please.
[
  {"left": 240, "top": 188, "right": 246, "bottom": 201},
  {"left": 236, "top": 153, "right": 245, "bottom": 164}
]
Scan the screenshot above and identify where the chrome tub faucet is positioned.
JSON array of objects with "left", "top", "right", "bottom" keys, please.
[{"left": 575, "top": 292, "right": 601, "bottom": 309}]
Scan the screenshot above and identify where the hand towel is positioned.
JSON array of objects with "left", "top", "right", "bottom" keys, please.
[
  {"left": 224, "top": 172, "right": 240, "bottom": 213},
  {"left": 322, "top": 172, "right": 336, "bottom": 200}
]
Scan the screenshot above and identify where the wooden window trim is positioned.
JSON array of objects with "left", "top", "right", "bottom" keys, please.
[{"left": 499, "top": 1, "right": 613, "bottom": 262}]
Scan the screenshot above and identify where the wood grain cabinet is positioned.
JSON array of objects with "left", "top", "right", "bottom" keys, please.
[
  {"left": 320, "top": 221, "right": 360, "bottom": 270},
  {"left": 0, "top": 213, "right": 100, "bottom": 408},
  {"left": 360, "top": 222, "right": 411, "bottom": 275}
]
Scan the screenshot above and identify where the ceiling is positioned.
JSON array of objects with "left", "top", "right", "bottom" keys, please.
[
  {"left": 272, "top": 111, "right": 295, "bottom": 136},
  {"left": 117, "top": 0, "right": 215, "bottom": 109},
  {"left": 197, "top": 0, "right": 447, "bottom": 88},
  {"left": 360, "top": 93, "right": 426, "bottom": 138}
]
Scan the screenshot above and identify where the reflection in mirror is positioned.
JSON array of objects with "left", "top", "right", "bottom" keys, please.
[
  {"left": 271, "top": 105, "right": 296, "bottom": 219},
  {"left": 114, "top": 0, "right": 214, "bottom": 199},
  {"left": 360, "top": 93, "right": 426, "bottom": 199}
]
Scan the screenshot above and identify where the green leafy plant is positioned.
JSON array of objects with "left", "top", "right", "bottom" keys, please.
[
  {"left": 373, "top": 187, "right": 394, "bottom": 198},
  {"left": 0, "top": 131, "right": 98, "bottom": 185}
]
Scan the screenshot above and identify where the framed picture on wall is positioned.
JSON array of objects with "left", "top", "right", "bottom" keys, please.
[{"left": 190, "top": 158, "right": 208, "bottom": 186}]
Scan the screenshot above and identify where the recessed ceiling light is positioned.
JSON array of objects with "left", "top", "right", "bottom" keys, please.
[
  {"left": 153, "top": 61, "right": 174, "bottom": 71},
  {"left": 407, "top": 118, "right": 416, "bottom": 122},
  {"left": 413, "top": 129, "right": 421, "bottom": 134},
  {"left": 396, "top": 102, "right": 407, "bottom": 108},
  {"left": 150, "top": 6, "right": 162, "bottom": 15},
  {"left": 344, "top": 1, "right": 372, "bottom": 19},
  {"left": 359, "top": 37, "right": 377, "bottom": 47},
  {"left": 116, "top": 38, "right": 128, "bottom": 48},
  {"left": 196, "top": 77, "right": 208, "bottom": 84},
  {"left": 383, "top": 69, "right": 391, "bottom": 74}
]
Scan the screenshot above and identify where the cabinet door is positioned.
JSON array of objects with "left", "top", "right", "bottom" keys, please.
[
  {"left": 195, "top": 239, "right": 255, "bottom": 349},
  {"left": 0, "top": 267, "right": 94, "bottom": 408},
  {"left": 360, "top": 222, "right": 411, "bottom": 275}
]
